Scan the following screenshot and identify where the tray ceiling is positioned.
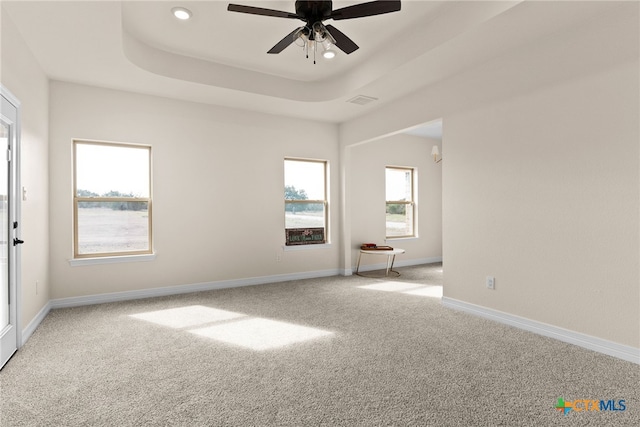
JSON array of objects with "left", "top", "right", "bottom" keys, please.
[{"left": 2, "top": 1, "right": 620, "bottom": 123}]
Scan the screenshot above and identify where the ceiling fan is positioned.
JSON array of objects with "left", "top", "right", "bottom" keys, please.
[{"left": 227, "top": 1, "right": 401, "bottom": 62}]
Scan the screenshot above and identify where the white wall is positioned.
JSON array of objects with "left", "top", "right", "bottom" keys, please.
[
  {"left": 49, "top": 82, "right": 339, "bottom": 299},
  {"left": 444, "top": 60, "right": 639, "bottom": 347},
  {"left": 349, "top": 134, "right": 442, "bottom": 269},
  {"left": 1, "top": 9, "right": 50, "bottom": 332},
  {"left": 341, "top": 4, "right": 639, "bottom": 348}
]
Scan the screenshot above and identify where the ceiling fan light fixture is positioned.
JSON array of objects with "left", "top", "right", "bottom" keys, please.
[
  {"left": 295, "top": 36, "right": 307, "bottom": 47},
  {"left": 293, "top": 27, "right": 310, "bottom": 47},
  {"left": 322, "top": 49, "right": 336, "bottom": 59},
  {"left": 171, "top": 7, "right": 192, "bottom": 20},
  {"left": 312, "top": 22, "right": 326, "bottom": 40}
]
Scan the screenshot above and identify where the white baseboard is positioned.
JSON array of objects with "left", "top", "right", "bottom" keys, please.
[
  {"left": 21, "top": 301, "right": 51, "bottom": 347},
  {"left": 442, "top": 297, "right": 640, "bottom": 365},
  {"left": 50, "top": 268, "right": 340, "bottom": 309}
]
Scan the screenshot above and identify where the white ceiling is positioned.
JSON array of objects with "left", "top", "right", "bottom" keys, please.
[
  {"left": 1, "top": 0, "right": 620, "bottom": 127},
  {"left": 402, "top": 120, "right": 441, "bottom": 141}
]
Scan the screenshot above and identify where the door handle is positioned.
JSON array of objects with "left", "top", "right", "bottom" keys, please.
[{"left": 13, "top": 238, "right": 24, "bottom": 246}]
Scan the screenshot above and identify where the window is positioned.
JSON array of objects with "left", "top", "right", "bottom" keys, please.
[
  {"left": 284, "top": 158, "right": 328, "bottom": 245},
  {"left": 385, "top": 166, "right": 415, "bottom": 238},
  {"left": 73, "top": 140, "right": 152, "bottom": 258}
]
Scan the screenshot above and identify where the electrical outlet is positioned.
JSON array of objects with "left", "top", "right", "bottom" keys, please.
[
  {"left": 276, "top": 252, "right": 282, "bottom": 262},
  {"left": 36, "top": 280, "right": 39, "bottom": 295},
  {"left": 486, "top": 276, "right": 495, "bottom": 290}
]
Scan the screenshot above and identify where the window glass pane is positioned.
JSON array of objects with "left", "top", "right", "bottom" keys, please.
[
  {"left": 74, "top": 141, "right": 152, "bottom": 258},
  {"left": 285, "top": 202, "right": 325, "bottom": 228},
  {"left": 0, "top": 122, "right": 8, "bottom": 329},
  {"left": 284, "top": 159, "right": 328, "bottom": 245},
  {"left": 284, "top": 160, "right": 324, "bottom": 200},
  {"left": 386, "top": 168, "right": 412, "bottom": 201},
  {"left": 76, "top": 143, "right": 149, "bottom": 197},
  {"left": 386, "top": 203, "right": 413, "bottom": 237},
  {"left": 77, "top": 201, "right": 149, "bottom": 255},
  {"left": 386, "top": 167, "right": 415, "bottom": 238}
]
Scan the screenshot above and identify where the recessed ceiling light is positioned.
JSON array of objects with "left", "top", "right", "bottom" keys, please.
[{"left": 172, "top": 7, "right": 192, "bottom": 20}]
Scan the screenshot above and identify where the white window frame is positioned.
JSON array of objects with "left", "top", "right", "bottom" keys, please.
[
  {"left": 72, "top": 139, "right": 153, "bottom": 259},
  {"left": 385, "top": 166, "right": 416, "bottom": 239},
  {"left": 284, "top": 158, "right": 329, "bottom": 246}
]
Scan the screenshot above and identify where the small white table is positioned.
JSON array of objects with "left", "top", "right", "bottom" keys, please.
[{"left": 355, "top": 248, "right": 405, "bottom": 276}]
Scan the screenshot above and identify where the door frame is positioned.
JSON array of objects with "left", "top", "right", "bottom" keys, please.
[{"left": 0, "top": 84, "right": 22, "bottom": 369}]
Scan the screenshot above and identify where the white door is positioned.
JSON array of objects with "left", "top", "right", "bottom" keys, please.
[{"left": 0, "top": 87, "right": 20, "bottom": 370}]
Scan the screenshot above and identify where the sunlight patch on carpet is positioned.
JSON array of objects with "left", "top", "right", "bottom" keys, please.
[
  {"left": 358, "top": 282, "right": 424, "bottom": 292},
  {"left": 189, "top": 318, "right": 334, "bottom": 351},
  {"left": 129, "top": 305, "right": 245, "bottom": 329},
  {"left": 402, "top": 285, "right": 443, "bottom": 298},
  {"left": 358, "top": 282, "right": 442, "bottom": 298}
]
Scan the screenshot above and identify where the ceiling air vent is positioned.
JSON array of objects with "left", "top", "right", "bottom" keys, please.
[{"left": 347, "top": 95, "right": 378, "bottom": 106}]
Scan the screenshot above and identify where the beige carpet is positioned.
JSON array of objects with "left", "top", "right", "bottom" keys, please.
[{"left": 1, "top": 264, "right": 638, "bottom": 426}]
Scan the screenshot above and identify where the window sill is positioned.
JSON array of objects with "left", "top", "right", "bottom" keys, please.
[
  {"left": 283, "top": 243, "right": 332, "bottom": 252},
  {"left": 69, "top": 253, "right": 156, "bottom": 267},
  {"left": 385, "top": 236, "right": 419, "bottom": 242}
]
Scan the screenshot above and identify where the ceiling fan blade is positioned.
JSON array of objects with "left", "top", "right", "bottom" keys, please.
[
  {"left": 325, "top": 25, "right": 359, "bottom": 54},
  {"left": 268, "top": 27, "right": 304, "bottom": 54},
  {"left": 227, "top": 4, "right": 300, "bottom": 19},
  {"left": 330, "top": 0, "right": 401, "bottom": 20}
]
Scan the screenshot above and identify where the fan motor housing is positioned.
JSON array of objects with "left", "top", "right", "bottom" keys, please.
[{"left": 295, "top": 1, "right": 333, "bottom": 22}]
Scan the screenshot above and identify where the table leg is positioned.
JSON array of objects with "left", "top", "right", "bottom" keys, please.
[
  {"left": 356, "top": 252, "right": 362, "bottom": 275},
  {"left": 385, "top": 255, "right": 392, "bottom": 276}
]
